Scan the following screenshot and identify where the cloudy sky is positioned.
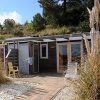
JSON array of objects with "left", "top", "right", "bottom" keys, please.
[{"left": 0, "top": 0, "right": 42, "bottom": 24}]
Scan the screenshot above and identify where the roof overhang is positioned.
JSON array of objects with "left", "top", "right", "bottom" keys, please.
[
  {"left": 4, "top": 33, "right": 91, "bottom": 43},
  {"left": 69, "top": 37, "right": 82, "bottom": 40},
  {"left": 56, "top": 38, "right": 68, "bottom": 41}
]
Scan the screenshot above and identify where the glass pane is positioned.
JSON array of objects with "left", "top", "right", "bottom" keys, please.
[
  {"left": 59, "top": 45, "right": 67, "bottom": 72},
  {"left": 42, "top": 45, "right": 46, "bottom": 57},
  {"left": 71, "top": 44, "right": 81, "bottom": 63}
]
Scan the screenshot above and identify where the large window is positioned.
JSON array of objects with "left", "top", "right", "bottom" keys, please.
[
  {"left": 40, "top": 44, "right": 48, "bottom": 59},
  {"left": 71, "top": 44, "right": 81, "bottom": 57}
]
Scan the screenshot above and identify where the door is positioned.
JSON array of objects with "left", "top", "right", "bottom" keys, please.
[
  {"left": 57, "top": 42, "right": 82, "bottom": 73},
  {"left": 33, "top": 43, "right": 39, "bottom": 73},
  {"left": 57, "top": 44, "right": 68, "bottom": 73},
  {"left": 18, "top": 43, "right": 29, "bottom": 74}
]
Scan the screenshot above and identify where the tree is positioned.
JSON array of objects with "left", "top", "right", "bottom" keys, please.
[
  {"left": 38, "top": 0, "right": 60, "bottom": 26},
  {"left": 13, "top": 24, "right": 24, "bottom": 36},
  {"left": 38, "top": 0, "right": 94, "bottom": 26},
  {"left": 32, "top": 13, "right": 45, "bottom": 31},
  {"left": 3, "top": 19, "right": 15, "bottom": 34},
  {"left": 24, "top": 21, "right": 33, "bottom": 31},
  {"left": 0, "top": 24, "right": 3, "bottom": 34}
]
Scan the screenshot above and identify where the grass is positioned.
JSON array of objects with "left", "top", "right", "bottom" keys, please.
[
  {"left": 76, "top": 53, "right": 100, "bottom": 100},
  {"left": 0, "top": 34, "right": 14, "bottom": 40},
  {"left": 0, "top": 26, "right": 80, "bottom": 38},
  {"left": 36, "top": 26, "right": 79, "bottom": 36},
  {"left": 76, "top": 35, "right": 100, "bottom": 100},
  {"left": 36, "top": 26, "right": 70, "bottom": 36}
]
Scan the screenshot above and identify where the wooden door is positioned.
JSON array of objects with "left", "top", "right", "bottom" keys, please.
[
  {"left": 33, "top": 43, "right": 39, "bottom": 73},
  {"left": 57, "top": 44, "right": 68, "bottom": 73}
]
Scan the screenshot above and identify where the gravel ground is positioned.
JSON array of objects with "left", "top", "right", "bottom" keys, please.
[
  {"left": 53, "top": 79, "right": 78, "bottom": 100},
  {"left": 0, "top": 75, "right": 77, "bottom": 100},
  {"left": 0, "top": 78, "right": 39, "bottom": 100}
]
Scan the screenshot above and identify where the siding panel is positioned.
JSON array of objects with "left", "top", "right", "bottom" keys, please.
[{"left": 39, "top": 42, "right": 57, "bottom": 72}]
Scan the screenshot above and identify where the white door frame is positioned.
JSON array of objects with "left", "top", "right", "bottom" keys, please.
[
  {"left": 57, "top": 42, "right": 68, "bottom": 73},
  {"left": 56, "top": 41, "right": 82, "bottom": 73}
]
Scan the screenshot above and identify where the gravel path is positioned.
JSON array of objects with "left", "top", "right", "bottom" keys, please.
[
  {"left": 53, "top": 80, "right": 78, "bottom": 100},
  {"left": 0, "top": 78, "right": 39, "bottom": 100}
]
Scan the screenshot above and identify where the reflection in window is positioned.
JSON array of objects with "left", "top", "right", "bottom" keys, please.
[
  {"left": 71, "top": 44, "right": 81, "bottom": 63},
  {"left": 59, "top": 45, "right": 67, "bottom": 66},
  {"left": 72, "top": 44, "right": 80, "bottom": 56}
]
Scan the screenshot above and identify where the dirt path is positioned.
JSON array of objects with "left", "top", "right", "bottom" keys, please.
[{"left": 14, "top": 73, "right": 65, "bottom": 100}]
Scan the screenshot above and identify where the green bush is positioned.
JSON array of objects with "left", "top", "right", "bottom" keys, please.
[
  {"left": 33, "top": 13, "right": 45, "bottom": 31},
  {"left": 58, "top": 26, "right": 70, "bottom": 34},
  {"left": 79, "top": 21, "right": 90, "bottom": 32}
]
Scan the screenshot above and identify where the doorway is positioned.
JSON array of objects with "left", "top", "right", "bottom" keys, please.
[
  {"left": 57, "top": 43, "right": 68, "bottom": 73},
  {"left": 57, "top": 42, "right": 82, "bottom": 73}
]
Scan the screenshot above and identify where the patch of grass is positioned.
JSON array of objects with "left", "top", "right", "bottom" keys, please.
[
  {"left": 36, "top": 26, "right": 71, "bottom": 36},
  {"left": 0, "top": 34, "right": 14, "bottom": 40}
]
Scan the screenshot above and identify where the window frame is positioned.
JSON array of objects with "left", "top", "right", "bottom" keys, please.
[{"left": 40, "top": 43, "right": 48, "bottom": 59}]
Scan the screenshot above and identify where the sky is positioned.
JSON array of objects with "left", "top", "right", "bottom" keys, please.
[{"left": 0, "top": 0, "right": 43, "bottom": 24}]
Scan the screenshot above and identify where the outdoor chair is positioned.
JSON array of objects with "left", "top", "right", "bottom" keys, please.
[{"left": 8, "top": 62, "right": 19, "bottom": 78}]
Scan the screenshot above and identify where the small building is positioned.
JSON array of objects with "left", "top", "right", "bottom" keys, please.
[{"left": 4, "top": 33, "right": 91, "bottom": 74}]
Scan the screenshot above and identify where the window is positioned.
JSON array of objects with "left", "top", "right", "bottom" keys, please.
[
  {"left": 71, "top": 44, "right": 81, "bottom": 57},
  {"left": 71, "top": 43, "right": 81, "bottom": 63},
  {"left": 40, "top": 44, "right": 48, "bottom": 59}
]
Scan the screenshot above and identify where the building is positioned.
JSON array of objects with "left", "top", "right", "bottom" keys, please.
[{"left": 4, "top": 33, "right": 91, "bottom": 74}]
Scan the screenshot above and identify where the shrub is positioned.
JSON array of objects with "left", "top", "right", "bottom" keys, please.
[
  {"left": 0, "top": 57, "right": 10, "bottom": 83},
  {"left": 79, "top": 21, "right": 90, "bottom": 32},
  {"left": 58, "top": 26, "right": 70, "bottom": 34},
  {"left": 33, "top": 13, "right": 45, "bottom": 31},
  {"left": 76, "top": 36, "right": 100, "bottom": 100},
  {"left": 0, "top": 34, "right": 14, "bottom": 40},
  {"left": 14, "top": 31, "right": 24, "bottom": 37},
  {"left": 36, "top": 26, "right": 71, "bottom": 36},
  {"left": 77, "top": 53, "right": 100, "bottom": 100}
]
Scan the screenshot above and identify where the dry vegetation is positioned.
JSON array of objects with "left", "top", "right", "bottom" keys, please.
[
  {"left": 77, "top": 46, "right": 100, "bottom": 100},
  {"left": 0, "top": 56, "right": 10, "bottom": 83},
  {"left": 76, "top": 1, "right": 100, "bottom": 100},
  {"left": 36, "top": 26, "right": 70, "bottom": 36},
  {"left": 36, "top": 26, "right": 79, "bottom": 36}
]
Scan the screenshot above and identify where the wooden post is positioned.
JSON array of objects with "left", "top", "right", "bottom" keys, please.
[{"left": 67, "top": 41, "right": 71, "bottom": 63}]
